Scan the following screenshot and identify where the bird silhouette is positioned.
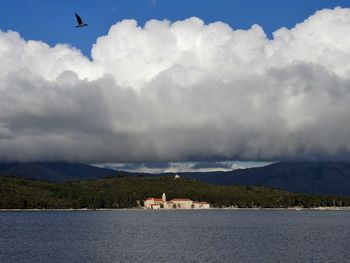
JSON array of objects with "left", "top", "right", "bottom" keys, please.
[{"left": 75, "top": 13, "right": 88, "bottom": 28}]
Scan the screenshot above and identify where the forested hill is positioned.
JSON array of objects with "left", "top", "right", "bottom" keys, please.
[
  {"left": 0, "top": 162, "right": 118, "bottom": 182},
  {"left": 179, "top": 162, "right": 350, "bottom": 196},
  {"left": 1, "top": 161, "right": 350, "bottom": 196},
  {"left": 1, "top": 175, "right": 349, "bottom": 209}
]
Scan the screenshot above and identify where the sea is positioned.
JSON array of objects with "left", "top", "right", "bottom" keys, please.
[{"left": 0, "top": 210, "right": 349, "bottom": 263}]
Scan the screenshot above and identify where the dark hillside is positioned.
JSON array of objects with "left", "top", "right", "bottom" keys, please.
[
  {"left": 1, "top": 162, "right": 350, "bottom": 196},
  {"left": 179, "top": 162, "right": 350, "bottom": 196},
  {"left": 1, "top": 175, "right": 349, "bottom": 209},
  {"left": 0, "top": 162, "right": 117, "bottom": 182}
]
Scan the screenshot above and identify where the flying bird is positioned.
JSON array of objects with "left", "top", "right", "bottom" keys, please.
[{"left": 75, "top": 12, "right": 88, "bottom": 28}]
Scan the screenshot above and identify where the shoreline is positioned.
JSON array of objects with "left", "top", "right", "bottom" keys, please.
[{"left": 1, "top": 207, "right": 350, "bottom": 212}]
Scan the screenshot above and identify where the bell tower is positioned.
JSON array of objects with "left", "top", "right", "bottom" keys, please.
[{"left": 162, "top": 193, "right": 166, "bottom": 202}]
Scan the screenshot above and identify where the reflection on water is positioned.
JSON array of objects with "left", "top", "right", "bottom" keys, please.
[{"left": 0, "top": 210, "right": 349, "bottom": 263}]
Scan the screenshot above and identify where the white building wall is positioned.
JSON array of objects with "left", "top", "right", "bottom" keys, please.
[
  {"left": 144, "top": 199, "right": 155, "bottom": 209},
  {"left": 151, "top": 204, "right": 161, "bottom": 209},
  {"left": 163, "top": 202, "right": 175, "bottom": 209},
  {"left": 201, "top": 203, "right": 210, "bottom": 209},
  {"left": 193, "top": 202, "right": 210, "bottom": 209},
  {"left": 172, "top": 200, "right": 193, "bottom": 209}
]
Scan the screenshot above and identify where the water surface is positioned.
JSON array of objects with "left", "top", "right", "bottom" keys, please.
[{"left": 0, "top": 210, "right": 349, "bottom": 262}]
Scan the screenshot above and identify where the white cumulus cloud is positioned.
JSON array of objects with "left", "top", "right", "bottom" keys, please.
[{"left": 1, "top": 7, "right": 350, "bottom": 162}]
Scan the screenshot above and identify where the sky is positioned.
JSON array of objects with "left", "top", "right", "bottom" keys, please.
[
  {"left": 1, "top": 1, "right": 350, "bottom": 171},
  {"left": 1, "top": 0, "right": 349, "bottom": 57}
]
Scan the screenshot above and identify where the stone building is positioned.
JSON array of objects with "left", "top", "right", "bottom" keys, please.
[
  {"left": 143, "top": 197, "right": 164, "bottom": 209},
  {"left": 170, "top": 198, "right": 193, "bottom": 209},
  {"left": 193, "top": 201, "right": 210, "bottom": 209},
  {"left": 143, "top": 193, "right": 210, "bottom": 209}
]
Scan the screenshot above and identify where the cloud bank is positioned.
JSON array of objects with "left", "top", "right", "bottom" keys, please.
[
  {"left": 94, "top": 161, "right": 261, "bottom": 174},
  {"left": 1, "top": 7, "right": 350, "bottom": 162}
]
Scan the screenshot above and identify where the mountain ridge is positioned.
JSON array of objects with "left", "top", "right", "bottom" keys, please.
[
  {"left": 1, "top": 161, "right": 350, "bottom": 196},
  {"left": 178, "top": 162, "right": 350, "bottom": 196},
  {"left": 0, "top": 162, "right": 117, "bottom": 182}
]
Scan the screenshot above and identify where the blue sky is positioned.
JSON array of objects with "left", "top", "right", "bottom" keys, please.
[{"left": 1, "top": 0, "right": 349, "bottom": 57}]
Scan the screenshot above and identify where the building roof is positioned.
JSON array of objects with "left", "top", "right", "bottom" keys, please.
[{"left": 145, "top": 198, "right": 163, "bottom": 201}]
